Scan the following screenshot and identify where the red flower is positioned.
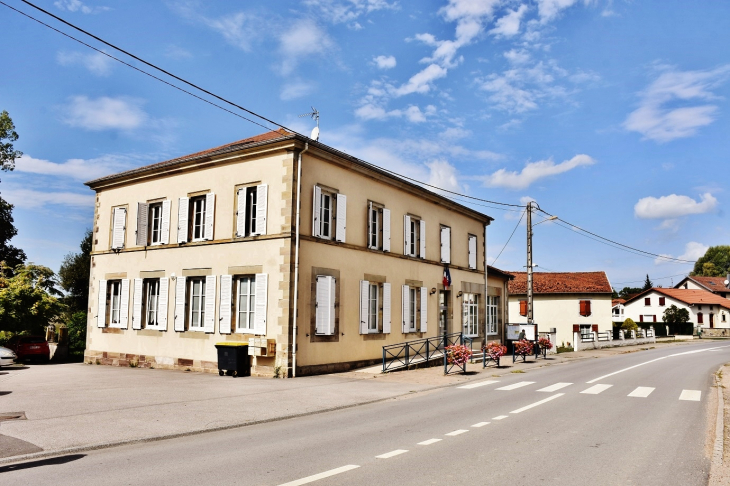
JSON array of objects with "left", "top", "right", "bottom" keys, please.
[
  {"left": 513, "top": 339, "right": 533, "bottom": 356},
  {"left": 445, "top": 345, "right": 472, "bottom": 366},
  {"left": 538, "top": 337, "right": 553, "bottom": 350}
]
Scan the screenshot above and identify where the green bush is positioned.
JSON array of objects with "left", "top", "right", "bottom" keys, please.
[
  {"left": 622, "top": 318, "right": 638, "bottom": 332},
  {"left": 66, "top": 311, "right": 87, "bottom": 361}
]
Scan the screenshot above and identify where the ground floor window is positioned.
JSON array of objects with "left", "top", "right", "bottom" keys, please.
[
  {"left": 463, "top": 293, "right": 479, "bottom": 337},
  {"left": 487, "top": 295, "right": 498, "bottom": 335},
  {"left": 579, "top": 324, "right": 592, "bottom": 336},
  {"left": 144, "top": 279, "right": 160, "bottom": 327},
  {"left": 189, "top": 278, "right": 206, "bottom": 329},
  {"left": 235, "top": 275, "right": 256, "bottom": 332},
  {"left": 109, "top": 280, "right": 122, "bottom": 325}
]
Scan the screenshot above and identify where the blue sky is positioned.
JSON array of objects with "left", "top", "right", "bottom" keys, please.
[{"left": 1, "top": 0, "right": 729, "bottom": 289}]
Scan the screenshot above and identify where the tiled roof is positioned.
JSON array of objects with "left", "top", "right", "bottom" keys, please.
[
  {"left": 487, "top": 266, "right": 515, "bottom": 281},
  {"left": 508, "top": 271, "right": 612, "bottom": 295},
  {"left": 612, "top": 299, "right": 626, "bottom": 305},
  {"left": 690, "top": 276, "right": 729, "bottom": 291},
  {"left": 625, "top": 288, "right": 730, "bottom": 309}
]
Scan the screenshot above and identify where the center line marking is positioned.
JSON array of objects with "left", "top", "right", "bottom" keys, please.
[
  {"left": 278, "top": 465, "right": 360, "bottom": 486},
  {"left": 510, "top": 393, "right": 564, "bottom": 414},
  {"left": 581, "top": 384, "right": 612, "bottom": 394},
  {"left": 471, "top": 422, "right": 490, "bottom": 428},
  {"left": 628, "top": 387, "right": 655, "bottom": 398},
  {"left": 496, "top": 381, "right": 535, "bottom": 391},
  {"left": 492, "top": 415, "right": 508, "bottom": 420},
  {"left": 679, "top": 390, "right": 701, "bottom": 401},
  {"left": 458, "top": 380, "right": 499, "bottom": 389},
  {"left": 445, "top": 429, "right": 469, "bottom": 436},
  {"left": 376, "top": 449, "right": 408, "bottom": 459},
  {"left": 537, "top": 382, "right": 572, "bottom": 392},
  {"left": 418, "top": 439, "right": 442, "bottom": 446}
]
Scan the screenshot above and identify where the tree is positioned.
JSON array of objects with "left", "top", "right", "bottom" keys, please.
[
  {"left": 0, "top": 263, "right": 66, "bottom": 334},
  {"left": 59, "top": 229, "right": 92, "bottom": 313},
  {"left": 622, "top": 318, "right": 638, "bottom": 332},
  {"left": 691, "top": 246, "right": 730, "bottom": 277},
  {"left": 0, "top": 110, "right": 22, "bottom": 172},
  {"left": 0, "top": 111, "right": 25, "bottom": 270},
  {"left": 662, "top": 305, "right": 690, "bottom": 325},
  {"left": 642, "top": 274, "right": 653, "bottom": 291},
  {"left": 618, "top": 286, "right": 642, "bottom": 299}
]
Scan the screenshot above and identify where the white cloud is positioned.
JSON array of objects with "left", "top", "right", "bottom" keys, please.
[
  {"left": 536, "top": 0, "right": 585, "bottom": 23},
  {"left": 63, "top": 96, "right": 147, "bottom": 131},
  {"left": 504, "top": 49, "right": 531, "bottom": 65},
  {"left": 164, "top": 45, "right": 193, "bottom": 60},
  {"left": 354, "top": 103, "right": 434, "bottom": 123},
  {"left": 484, "top": 154, "right": 595, "bottom": 190},
  {"left": 278, "top": 19, "right": 334, "bottom": 75},
  {"left": 634, "top": 193, "right": 718, "bottom": 219},
  {"left": 2, "top": 188, "right": 94, "bottom": 209},
  {"left": 439, "top": 127, "right": 471, "bottom": 140},
  {"left": 427, "top": 160, "right": 461, "bottom": 192},
  {"left": 489, "top": 4, "right": 528, "bottom": 37},
  {"left": 624, "top": 65, "right": 730, "bottom": 142},
  {"left": 204, "top": 12, "right": 261, "bottom": 51},
  {"left": 304, "top": 0, "right": 398, "bottom": 24},
  {"left": 393, "top": 64, "right": 448, "bottom": 96},
  {"left": 373, "top": 55, "right": 397, "bottom": 70},
  {"left": 56, "top": 51, "right": 113, "bottom": 76},
  {"left": 280, "top": 80, "right": 316, "bottom": 101},
  {"left": 655, "top": 241, "right": 708, "bottom": 265},
  {"left": 15, "top": 154, "right": 132, "bottom": 181},
  {"left": 54, "top": 0, "right": 108, "bottom": 14}
]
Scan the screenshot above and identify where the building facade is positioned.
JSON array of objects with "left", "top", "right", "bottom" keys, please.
[
  {"left": 674, "top": 275, "right": 730, "bottom": 299},
  {"left": 623, "top": 288, "right": 730, "bottom": 330},
  {"left": 84, "top": 131, "right": 511, "bottom": 377}
]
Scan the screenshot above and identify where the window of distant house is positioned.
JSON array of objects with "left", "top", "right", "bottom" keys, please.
[
  {"left": 190, "top": 196, "right": 207, "bottom": 242},
  {"left": 722, "top": 314, "right": 727, "bottom": 323},
  {"left": 188, "top": 277, "right": 206, "bottom": 329},
  {"left": 487, "top": 296, "right": 499, "bottom": 335},
  {"left": 108, "top": 280, "right": 122, "bottom": 326},
  {"left": 697, "top": 312, "right": 704, "bottom": 324},
  {"left": 644, "top": 297, "right": 651, "bottom": 306},
  {"left": 659, "top": 297, "right": 666, "bottom": 306}
]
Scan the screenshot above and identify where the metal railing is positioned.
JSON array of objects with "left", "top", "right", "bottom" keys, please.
[{"left": 382, "top": 332, "right": 463, "bottom": 373}]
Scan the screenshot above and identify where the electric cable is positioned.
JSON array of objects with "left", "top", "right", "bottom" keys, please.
[{"left": 491, "top": 209, "right": 526, "bottom": 266}]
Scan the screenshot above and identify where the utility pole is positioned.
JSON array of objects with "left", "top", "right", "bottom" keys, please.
[{"left": 526, "top": 201, "right": 533, "bottom": 325}]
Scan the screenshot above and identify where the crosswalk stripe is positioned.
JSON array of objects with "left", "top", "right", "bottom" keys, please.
[
  {"left": 679, "top": 390, "right": 701, "bottom": 401},
  {"left": 471, "top": 422, "right": 490, "bottom": 428},
  {"left": 496, "top": 381, "right": 535, "bottom": 391},
  {"left": 581, "top": 384, "right": 612, "bottom": 395},
  {"left": 458, "top": 380, "right": 500, "bottom": 389},
  {"left": 627, "top": 387, "right": 655, "bottom": 398},
  {"left": 537, "top": 382, "right": 572, "bottom": 392}
]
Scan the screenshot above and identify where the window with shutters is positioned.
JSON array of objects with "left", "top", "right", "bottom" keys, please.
[
  {"left": 110, "top": 206, "right": 127, "bottom": 250},
  {"left": 404, "top": 217, "right": 422, "bottom": 258},
  {"left": 235, "top": 275, "right": 256, "bottom": 332},
  {"left": 519, "top": 299, "right": 527, "bottom": 317},
  {"left": 143, "top": 279, "right": 160, "bottom": 328},
  {"left": 403, "top": 286, "right": 421, "bottom": 332},
  {"left": 697, "top": 312, "right": 703, "bottom": 324},
  {"left": 644, "top": 297, "right": 651, "bottom": 306},
  {"left": 188, "top": 277, "right": 206, "bottom": 329},
  {"left": 315, "top": 275, "right": 337, "bottom": 336},
  {"left": 190, "top": 196, "right": 207, "bottom": 242},
  {"left": 313, "top": 186, "right": 346, "bottom": 242},
  {"left": 467, "top": 234, "right": 477, "bottom": 270},
  {"left": 368, "top": 283, "right": 379, "bottom": 332},
  {"left": 463, "top": 293, "right": 479, "bottom": 337},
  {"left": 148, "top": 203, "right": 163, "bottom": 245},
  {"left": 579, "top": 300, "right": 591, "bottom": 317},
  {"left": 659, "top": 297, "right": 666, "bottom": 306},
  {"left": 319, "top": 190, "right": 333, "bottom": 239},
  {"left": 367, "top": 202, "right": 390, "bottom": 251},
  {"left": 108, "top": 280, "right": 122, "bottom": 325},
  {"left": 440, "top": 225, "right": 451, "bottom": 264},
  {"left": 579, "top": 324, "right": 592, "bottom": 336},
  {"left": 487, "top": 295, "right": 499, "bottom": 335}
]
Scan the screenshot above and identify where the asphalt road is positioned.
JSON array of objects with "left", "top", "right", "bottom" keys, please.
[{"left": 3, "top": 341, "right": 728, "bottom": 486}]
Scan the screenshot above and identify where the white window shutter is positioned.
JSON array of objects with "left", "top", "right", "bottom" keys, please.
[
  {"left": 132, "top": 278, "right": 143, "bottom": 330},
  {"left": 158, "top": 277, "right": 169, "bottom": 330},
  {"left": 161, "top": 200, "right": 171, "bottom": 245},
  {"left": 440, "top": 226, "right": 451, "bottom": 264},
  {"left": 254, "top": 273, "right": 268, "bottom": 335},
  {"left": 219, "top": 275, "right": 232, "bottom": 334},
  {"left": 112, "top": 207, "right": 126, "bottom": 249},
  {"left": 236, "top": 188, "right": 246, "bottom": 237},
  {"left": 403, "top": 215, "right": 411, "bottom": 255},
  {"left": 119, "top": 279, "right": 130, "bottom": 329},
  {"left": 315, "top": 276, "right": 334, "bottom": 335},
  {"left": 136, "top": 203, "right": 148, "bottom": 247},
  {"left": 402, "top": 284, "right": 409, "bottom": 333},
  {"left": 203, "top": 275, "right": 216, "bottom": 333},
  {"left": 204, "top": 193, "right": 215, "bottom": 241},
  {"left": 174, "top": 276, "right": 186, "bottom": 332},
  {"left": 359, "top": 280, "right": 369, "bottom": 334},
  {"left": 468, "top": 235, "right": 477, "bottom": 270},
  {"left": 255, "top": 184, "right": 268, "bottom": 236},
  {"left": 382, "top": 283, "right": 391, "bottom": 333},
  {"left": 420, "top": 287, "right": 428, "bottom": 332},
  {"left": 97, "top": 279, "right": 107, "bottom": 328},
  {"left": 462, "top": 299, "right": 469, "bottom": 332},
  {"left": 335, "top": 194, "right": 347, "bottom": 242},
  {"left": 367, "top": 202, "right": 373, "bottom": 249},
  {"left": 312, "top": 186, "right": 321, "bottom": 237},
  {"left": 419, "top": 220, "right": 426, "bottom": 259},
  {"left": 328, "top": 277, "right": 336, "bottom": 335},
  {"left": 177, "top": 197, "right": 189, "bottom": 243},
  {"left": 382, "top": 208, "right": 391, "bottom": 252}
]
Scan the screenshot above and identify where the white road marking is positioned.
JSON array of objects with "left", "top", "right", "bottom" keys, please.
[
  {"left": 471, "top": 422, "right": 490, "bottom": 428},
  {"left": 492, "top": 415, "right": 508, "bottom": 420},
  {"left": 510, "top": 393, "right": 564, "bottom": 414},
  {"left": 581, "top": 384, "right": 613, "bottom": 395},
  {"left": 278, "top": 465, "right": 360, "bottom": 486},
  {"left": 628, "top": 387, "right": 655, "bottom": 398},
  {"left": 418, "top": 439, "right": 442, "bottom": 446},
  {"left": 587, "top": 345, "right": 730, "bottom": 384},
  {"left": 496, "top": 381, "right": 535, "bottom": 391},
  {"left": 445, "top": 429, "right": 469, "bottom": 436},
  {"left": 537, "top": 382, "right": 572, "bottom": 392},
  {"left": 679, "top": 390, "right": 701, "bottom": 401},
  {"left": 458, "top": 380, "right": 499, "bottom": 389},
  {"left": 376, "top": 449, "right": 409, "bottom": 459}
]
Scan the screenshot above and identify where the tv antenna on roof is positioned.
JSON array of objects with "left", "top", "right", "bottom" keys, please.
[{"left": 298, "top": 107, "right": 320, "bottom": 141}]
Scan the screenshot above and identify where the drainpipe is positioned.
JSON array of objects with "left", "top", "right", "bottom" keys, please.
[
  {"left": 292, "top": 142, "right": 309, "bottom": 378},
  {"left": 484, "top": 222, "right": 489, "bottom": 345}
]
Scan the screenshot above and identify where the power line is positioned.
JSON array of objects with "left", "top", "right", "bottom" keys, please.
[
  {"left": 614, "top": 272, "right": 690, "bottom": 286},
  {"left": 492, "top": 210, "right": 526, "bottom": 265}
]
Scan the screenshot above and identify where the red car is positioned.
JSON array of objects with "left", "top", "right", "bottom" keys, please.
[{"left": 8, "top": 336, "right": 50, "bottom": 362}]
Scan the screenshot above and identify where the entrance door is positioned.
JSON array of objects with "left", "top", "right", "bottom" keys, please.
[
  {"left": 710, "top": 313, "right": 715, "bottom": 328},
  {"left": 439, "top": 290, "right": 450, "bottom": 334}
]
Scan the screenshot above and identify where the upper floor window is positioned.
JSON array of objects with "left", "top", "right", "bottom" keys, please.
[
  {"left": 644, "top": 297, "right": 651, "bottom": 306},
  {"left": 404, "top": 215, "right": 425, "bottom": 258},
  {"left": 136, "top": 201, "right": 171, "bottom": 247},
  {"left": 468, "top": 234, "right": 477, "bottom": 270},
  {"left": 313, "top": 186, "right": 346, "bottom": 242},
  {"left": 177, "top": 193, "right": 215, "bottom": 243},
  {"left": 367, "top": 203, "right": 391, "bottom": 252},
  {"left": 236, "top": 184, "right": 268, "bottom": 237},
  {"left": 440, "top": 225, "right": 451, "bottom": 264},
  {"left": 191, "top": 196, "right": 207, "bottom": 241},
  {"left": 659, "top": 297, "right": 666, "bottom": 306},
  {"left": 579, "top": 300, "right": 592, "bottom": 317},
  {"left": 519, "top": 299, "right": 527, "bottom": 317},
  {"left": 111, "top": 207, "right": 127, "bottom": 250}
]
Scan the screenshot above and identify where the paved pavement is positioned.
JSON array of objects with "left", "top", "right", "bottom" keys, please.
[{"left": 0, "top": 340, "right": 727, "bottom": 485}]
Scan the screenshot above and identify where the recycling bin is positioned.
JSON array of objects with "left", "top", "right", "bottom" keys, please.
[{"left": 215, "top": 342, "right": 250, "bottom": 377}]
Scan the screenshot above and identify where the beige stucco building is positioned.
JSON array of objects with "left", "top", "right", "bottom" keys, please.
[{"left": 84, "top": 130, "right": 512, "bottom": 377}]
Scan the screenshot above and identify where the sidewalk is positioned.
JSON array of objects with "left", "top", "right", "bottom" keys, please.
[{"left": 0, "top": 339, "right": 692, "bottom": 462}]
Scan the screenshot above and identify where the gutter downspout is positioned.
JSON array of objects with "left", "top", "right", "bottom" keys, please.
[
  {"left": 484, "top": 222, "right": 489, "bottom": 344},
  {"left": 292, "top": 142, "right": 309, "bottom": 378}
]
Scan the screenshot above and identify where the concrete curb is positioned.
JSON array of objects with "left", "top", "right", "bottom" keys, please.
[{"left": 711, "top": 368, "right": 725, "bottom": 473}]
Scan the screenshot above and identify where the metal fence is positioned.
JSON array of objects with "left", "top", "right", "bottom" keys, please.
[{"left": 382, "top": 332, "right": 464, "bottom": 373}]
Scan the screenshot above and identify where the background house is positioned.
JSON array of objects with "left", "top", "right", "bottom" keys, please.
[
  {"left": 674, "top": 275, "right": 730, "bottom": 299},
  {"left": 612, "top": 298, "right": 626, "bottom": 324},
  {"left": 507, "top": 271, "right": 613, "bottom": 347},
  {"left": 623, "top": 288, "right": 730, "bottom": 332}
]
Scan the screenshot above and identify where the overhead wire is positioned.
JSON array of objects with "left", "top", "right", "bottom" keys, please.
[
  {"left": 613, "top": 272, "right": 691, "bottom": 286},
  {"left": 491, "top": 209, "right": 526, "bottom": 266}
]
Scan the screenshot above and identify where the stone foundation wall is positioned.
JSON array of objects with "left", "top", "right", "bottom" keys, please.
[{"left": 702, "top": 328, "right": 730, "bottom": 338}]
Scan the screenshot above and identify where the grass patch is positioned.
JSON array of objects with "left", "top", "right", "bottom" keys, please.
[{"left": 511, "top": 369, "right": 525, "bottom": 373}]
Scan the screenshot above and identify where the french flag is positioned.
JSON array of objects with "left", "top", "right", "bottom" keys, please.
[{"left": 443, "top": 267, "right": 451, "bottom": 288}]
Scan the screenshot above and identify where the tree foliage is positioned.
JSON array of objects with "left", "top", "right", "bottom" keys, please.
[
  {"left": 662, "top": 304, "right": 690, "bottom": 325},
  {"left": 622, "top": 318, "right": 638, "bottom": 332},
  {"left": 0, "top": 111, "right": 25, "bottom": 270},
  {"left": 0, "top": 110, "right": 22, "bottom": 173},
  {"left": 65, "top": 311, "right": 87, "bottom": 359},
  {"left": 691, "top": 246, "right": 730, "bottom": 277},
  {"left": 59, "top": 229, "right": 92, "bottom": 313},
  {"left": 642, "top": 274, "right": 653, "bottom": 291},
  {"left": 617, "top": 286, "right": 642, "bottom": 299},
  {"left": 0, "top": 263, "right": 66, "bottom": 334}
]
